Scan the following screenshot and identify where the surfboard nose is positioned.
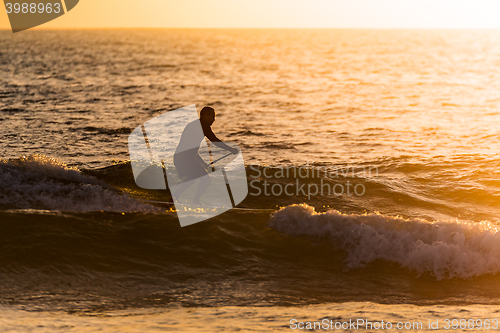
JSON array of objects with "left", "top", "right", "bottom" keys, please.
[{"left": 6, "top": 0, "right": 80, "bottom": 33}]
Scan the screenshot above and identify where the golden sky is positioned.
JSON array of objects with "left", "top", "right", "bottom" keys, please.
[{"left": 1, "top": 0, "right": 500, "bottom": 29}]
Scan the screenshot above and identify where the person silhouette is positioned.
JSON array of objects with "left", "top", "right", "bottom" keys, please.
[{"left": 172, "top": 106, "right": 238, "bottom": 204}]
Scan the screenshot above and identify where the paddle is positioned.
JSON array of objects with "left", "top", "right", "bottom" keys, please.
[{"left": 209, "top": 152, "right": 234, "bottom": 166}]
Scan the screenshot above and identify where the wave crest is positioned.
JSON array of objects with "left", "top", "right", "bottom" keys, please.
[
  {"left": 0, "top": 155, "right": 158, "bottom": 212},
  {"left": 269, "top": 204, "right": 500, "bottom": 280}
]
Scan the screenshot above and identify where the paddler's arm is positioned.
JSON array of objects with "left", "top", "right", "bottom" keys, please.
[{"left": 203, "top": 124, "right": 238, "bottom": 154}]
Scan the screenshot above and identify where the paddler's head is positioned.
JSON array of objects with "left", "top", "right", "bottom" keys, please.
[{"left": 200, "top": 106, "right": 216, "bottom": 126}]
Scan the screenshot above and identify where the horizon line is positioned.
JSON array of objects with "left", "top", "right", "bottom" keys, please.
[{"left": 4, "top": 27, "right": 500, "bottom": 31}]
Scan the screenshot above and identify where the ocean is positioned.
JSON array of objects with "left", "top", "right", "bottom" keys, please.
[{"left": 2, "top": 29, "right": 500, "bottom": 331}]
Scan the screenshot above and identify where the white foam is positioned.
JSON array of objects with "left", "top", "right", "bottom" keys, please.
[
  {"left": 0, "top": 155, "right": 159, "bottom": 213},
  {"left": 269, "top": 204, "right": 500, "bottom": 280}
]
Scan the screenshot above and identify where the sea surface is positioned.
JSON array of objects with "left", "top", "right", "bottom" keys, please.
[{"left": 2, "top": 29, "right": 500, "bottom": 332}]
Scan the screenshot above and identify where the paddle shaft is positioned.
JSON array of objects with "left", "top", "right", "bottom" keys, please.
[{"left": 209, "top": 152, "right": 234, "bottom": 165}]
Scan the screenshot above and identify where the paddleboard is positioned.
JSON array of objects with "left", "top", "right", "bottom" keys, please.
[{"left": 138, "top": 199, "right": 276, "bottom": 212}]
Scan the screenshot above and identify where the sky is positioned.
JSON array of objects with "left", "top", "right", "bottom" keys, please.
[{"left": 2, "top": 0, "right": 500, "bottom": 29}]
